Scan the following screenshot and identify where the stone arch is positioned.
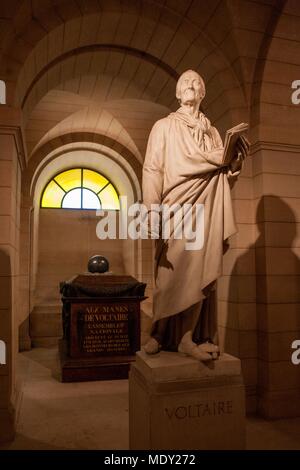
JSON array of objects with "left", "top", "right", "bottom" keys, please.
[
  {"left": 23, "top": 131, "right": 142, "bottom": 199},
  {"left": 19, "top": 44, "right": 178, "bottom": 110},
  {"left": 26, "top": 98, "right": 145, "bottom": 163}
]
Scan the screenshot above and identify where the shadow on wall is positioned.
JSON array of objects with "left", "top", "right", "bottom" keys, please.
[{"left": 225, "top": 195, "right": 300, "bottom": 397}]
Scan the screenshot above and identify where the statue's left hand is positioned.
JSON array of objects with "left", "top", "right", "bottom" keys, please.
[
  {"left": 230, "top": 135, "right": 250, "bottom": 173},
  {"left": 236, "top": 135, "right": 250, "bottom": 159}
]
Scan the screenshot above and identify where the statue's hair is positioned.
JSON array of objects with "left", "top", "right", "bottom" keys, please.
[{"left": 176, "top": 70, "right": 206, "bottom": 103}]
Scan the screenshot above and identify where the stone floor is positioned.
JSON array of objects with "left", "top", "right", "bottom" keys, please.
[{"left": 1, "top": 347, "right": 300, "bottom": 450}]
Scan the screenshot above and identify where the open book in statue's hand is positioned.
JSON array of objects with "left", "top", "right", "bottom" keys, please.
[{"left": 222, "top": 122, "right": 249, "bottom": 165}]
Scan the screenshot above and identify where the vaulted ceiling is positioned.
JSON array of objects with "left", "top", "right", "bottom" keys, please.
[{"left": 0, "top": 0, "right": 290, "bottom": 183}]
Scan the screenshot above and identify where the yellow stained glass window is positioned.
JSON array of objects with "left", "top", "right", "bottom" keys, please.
[
  {"left": 98, "top": 184, "right": 120, "bottom": 210},
  {"left": 41, "top": 180, "right": 65, "bottom": 208},
  {"left": 54, "top": 169, "right": 81, "bottom": 192},
  {"left": 83, "top": 169, "right": 109, "bottom": 194},
  {"left": 41, "top": 168, "right": 120, "bottom": 210}
]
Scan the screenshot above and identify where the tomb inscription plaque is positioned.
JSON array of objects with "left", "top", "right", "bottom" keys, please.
[{"left": 59, "top": 273, "right": 146, "bottom": 381}]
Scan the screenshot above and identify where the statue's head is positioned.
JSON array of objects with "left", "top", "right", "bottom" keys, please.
[{"left": 176, "top": 70, "right": 205, "bottom": 107}]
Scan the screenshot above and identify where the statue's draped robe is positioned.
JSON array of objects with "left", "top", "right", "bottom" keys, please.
[{"left": 142, "top": 108, "right": 240, "bottom": 345}]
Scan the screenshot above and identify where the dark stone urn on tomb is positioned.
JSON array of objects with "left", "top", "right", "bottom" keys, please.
[{"left": 59, "top": 256, "right": 146, "bottom": 382}]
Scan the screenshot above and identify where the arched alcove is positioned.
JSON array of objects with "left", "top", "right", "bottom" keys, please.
[{"left": 28, "top": 148, "right": 141, "bottom": 346}]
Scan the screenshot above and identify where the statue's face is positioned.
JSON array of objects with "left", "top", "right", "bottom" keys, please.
[{"left": 177, "top": 71, "right": 203, "bottom": 106}]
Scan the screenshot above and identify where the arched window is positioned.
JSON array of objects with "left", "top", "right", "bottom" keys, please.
[
  {"left": 0, "top": 80, "right": 6, "bottom": 104},
  {"left": 41, "top": 168, "right": 120, "bottom": 210}
]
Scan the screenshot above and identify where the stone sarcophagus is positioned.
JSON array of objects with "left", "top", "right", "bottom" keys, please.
[{"left": 59, "top": 273, "right": 146, "bottom": 382}]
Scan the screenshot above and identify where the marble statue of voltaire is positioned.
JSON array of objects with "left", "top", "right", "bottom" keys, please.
[{"left": 142, "top": 70, "right": 249, "bottom": 362}]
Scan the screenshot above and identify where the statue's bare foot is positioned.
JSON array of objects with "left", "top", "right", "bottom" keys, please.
[
  {"left": 144, "top": 337, "right": 161, "bottom": 354},
  {"left": 198, "top": 342, "right": 219, "bottom": 354},
  {"left": 178, "top": 340, "right": 212, "bottom": 362}
]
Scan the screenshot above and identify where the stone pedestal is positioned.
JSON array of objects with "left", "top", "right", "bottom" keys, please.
[{"left": 129, "top": 351, "right": 245, "bottom": 450}]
